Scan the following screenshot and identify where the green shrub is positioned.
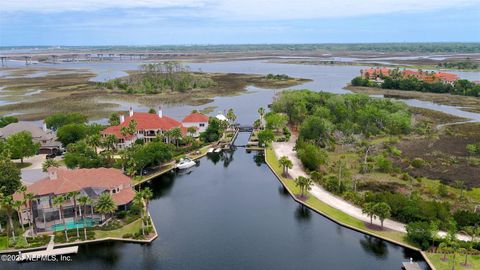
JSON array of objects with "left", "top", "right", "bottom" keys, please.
[
  {"left": 411, "top": 158, "right": 425, "bottom": 168},
  {"left": 375, "top": 155, "right": 393, "bottom": 173}
]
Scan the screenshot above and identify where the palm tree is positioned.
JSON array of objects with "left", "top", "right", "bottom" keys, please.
[
  {"left": 134, "top": 191, "right": 146, "bottom": 236},
  {"left": 14, "top": 199, "right": 25, "bottom": 231},
  {"left": 257, "top": 107, "right": 265, "bottom": 128},
  {"left": 460, "top": 226, "right": 479, "bottom": 266},
  {"left": 18, "top": 185, "right": 28, "bottom": 230},
  {"left": 278, "top": 156, "right": 293, "bottom": 177},
  {"left": 295, "top": 176, "right": 313, "bottom": 198},
  {"left": 362, "top": 202, "right": 376, "bottom": 225},
  {"left": 438, "top": 241, "right": 451, "bottom": 261},
  {"left": 86, "top": 134, "right": 101, "bottom": 153},
  {"left": 53, "top": 195, "right": 69, "bottom": 242},
  {"left": 95, "top": 193, "right": 117, "bottom": 222},
  {"left": 169, "top": 127, "right": 183, "bottom": 147},
  {"left": 42, "top": 158, "right": 60, "bottom": 172},
  {"left": 455, "top": 180, "right": 465, "bottom": 199},
  {"left": 78, "top": 195, "right": 92, "bottom": 240},
  {"left": 103, "top": 134, "right": 118, "bottom": 152},
  {"left": 68, "top": 191, "right": 81, "bottom": 238},
  {"left": 226, "top": 108, "right": 236, "bottom": 127},
  {"left": 187, "top": 127, "right": 196, "bottom": 137},
  {"left": 0, "top": 193, "right": 16, "bottom": 244},
  {"left": 25, "top": 192, "right": 36, "bottom": 237},
  {"left": 133, "top": 187, "right": 154, "bottom": 236}
]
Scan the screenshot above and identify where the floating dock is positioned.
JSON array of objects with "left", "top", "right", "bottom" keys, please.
[{"left": 402, "top": 261, "right": 422, "bottom": 270}]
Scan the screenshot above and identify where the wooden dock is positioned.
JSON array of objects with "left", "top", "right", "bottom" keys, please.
[
  {"left": 402, "top": 261, "right": 422, "bottom": 270},
  {"left": 17, "top": 235, "right": 78, "bottom": 262}
]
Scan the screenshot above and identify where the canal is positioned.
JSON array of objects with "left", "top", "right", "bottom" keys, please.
[{"left": 6, "top": 133, "right": 429, "bottom": 270}]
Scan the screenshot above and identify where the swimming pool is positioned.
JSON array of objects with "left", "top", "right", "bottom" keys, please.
[{"left": 50, "top": 218, "right": 95, "bottom": 231}]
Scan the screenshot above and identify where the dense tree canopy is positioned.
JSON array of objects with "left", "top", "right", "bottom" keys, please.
[
  {"left": 45, "top": 112, "right": 88, "bottom": 130},
  {"left": 272, "top": 90, "right": 412, "bottom": 141},
  {"left": 6, "top": 131, "right": 40, "bottom": 163},
  {"left": 0, "top": 154, "right": 21, "bottom": 195},
  {"left": 57, "top": 123, "right": 103, "bottom": 146}
]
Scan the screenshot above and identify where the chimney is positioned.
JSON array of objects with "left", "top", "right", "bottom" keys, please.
[
  {"left": 129, "top": 107, "right": 134, "bottom": 117},
  {"left": 120, "top": 114, "right": 125, "bottom": 124},
  {"left": 42, "top": 122, "right": 48, "bottom": 132},
  {"left": 158, "top": 106, "right": 163, "bottom": 118},
  {"left": 48, "top": 168, "right": 58, "bottom": 180}
]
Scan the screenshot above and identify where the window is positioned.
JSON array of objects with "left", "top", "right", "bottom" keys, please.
[{"left": 199, "top": 123, "right": 205, "bottom": 127}]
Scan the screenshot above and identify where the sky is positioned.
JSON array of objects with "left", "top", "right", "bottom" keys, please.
[{"left": 1, "top": 0, "right": 480, "bottom": 46}]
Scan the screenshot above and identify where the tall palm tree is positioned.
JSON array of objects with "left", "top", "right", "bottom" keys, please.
[
  {"left": 142, "top": 187, "right": 153, "bottom": 231},
  {"left": 0, "top": 193, "right": 16, "bottom": 244},
  {"left": 257, "top": 107, "right": 265, "bottom": 128},
  {"left": 86, "top": 134, "right": 101, "bottom": 153},
  {"left": 68, "top": 191, "right": 81, "bottom": 238},
  {"left": 278, "top": 156, "right": 293, "bottom": 177},
  {"left": 103, "top": 134, "right": 118, "bottom": 152},
  {"left": 18, "top": 185, "right": 28, "bottom": 230},
  {"left": 53, "top": 195, "right": 69, "bottom": 242},
  {"left": 295, "top": 176, "right": 313, "bottom": 198},
  {"left": 25, "top": 192, "right": 36, "bottom": 237},
  {"left": 14, "top": 199, "right": 25, "bottom": 231},
  {"left": 78, "top": 195, "right": 92, "bottom": 240},
  {"left": 133, "top": 191, "right": 146, "bottom": 236},
  {"left": 95, "top": 193, "right": 117, "bottom": 222},
  {"left": 460, "top": 226, "right": 479, "bottom": 266},
  {"left": 226, "top": 108, "right": 237, "bottom": 127},
  {"left": 169, "top": 128, "right": 183, "bottom": 147}
]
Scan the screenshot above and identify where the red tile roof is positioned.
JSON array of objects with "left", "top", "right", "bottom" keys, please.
[
  {"left": 102, "top": 112, "right": 183, "bottom": 139},
  {"left": 364, "top": 68, "right": 391, "bottom": 76},
  {"left": 15, "top": 168, "right": 134, "bottom": 206},
  {"left": 434, "top": 72, "right": 459, "bottom": 82},
  {"left": 182, "top": 113, "right": 209, "bottom": 123},
  {"left": 112, "top": 188, "right": 136, "bottom": 205}
]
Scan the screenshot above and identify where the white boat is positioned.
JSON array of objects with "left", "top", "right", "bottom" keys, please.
[
  {"left": 175, "top": 158, "right": 196, "bottom": 170},
  {"left": 214, "top": 148, "right": 222, "bottom": 153},
  {"left": 207, "top": 148, "right": 214, "bottom": 153}
]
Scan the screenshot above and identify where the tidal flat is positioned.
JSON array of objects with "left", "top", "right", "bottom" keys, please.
[{"left": 0, "top": 67, "right": 309, "bottom": 120}]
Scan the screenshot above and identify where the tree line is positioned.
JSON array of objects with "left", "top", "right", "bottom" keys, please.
[{"left": 351, "top": 75, "right": 480, "bottom": 97}]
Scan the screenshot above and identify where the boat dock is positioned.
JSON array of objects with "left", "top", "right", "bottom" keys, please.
[
  {"left": 17, "top": 235, "right": 78, "bottom": 262},
  {"left": 402, "top": 261, "right": 422, "bottom": 270}
]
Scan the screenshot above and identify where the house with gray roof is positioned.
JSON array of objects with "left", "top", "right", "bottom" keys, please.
[{"left": 0, "top": 122, "right": 62, "bottom": 154}]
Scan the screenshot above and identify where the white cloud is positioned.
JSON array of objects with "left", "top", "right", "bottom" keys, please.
[{"left": 2, "top": 0, "right": 479, "bottom": 20}]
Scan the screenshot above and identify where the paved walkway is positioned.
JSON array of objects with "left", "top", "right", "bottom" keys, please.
[{"left": 272, "top": 136, "right": 471, "bottom": 241}]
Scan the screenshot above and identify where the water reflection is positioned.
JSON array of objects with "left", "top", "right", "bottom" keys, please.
[
  {"left": 253, "top": 152, "right": 265, "bottom": 167},
  {"left": 294, "top": 205, "right": 312, "bottom": 222},
  {"left": 278, "top": 186, "right": 290, "bottom": 197},
  {"left": 359, "top": 235, "right": 389, "bottom": 259}
]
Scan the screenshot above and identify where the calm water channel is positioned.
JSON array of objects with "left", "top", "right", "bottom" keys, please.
[{"left": 4, "top": 133, "right": 429, "bottom": 270}]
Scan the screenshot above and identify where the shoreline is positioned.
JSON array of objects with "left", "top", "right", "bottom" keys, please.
[
  {"left": 0, "top": 213, "right": 158, "bottom": 255},
  {"left": 263, "top": 147, "right": 437, "bottom": 270}
]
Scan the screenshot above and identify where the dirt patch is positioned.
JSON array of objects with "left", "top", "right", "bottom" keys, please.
[{"left": 396, "top": 123, "right": 480, "bottom": 188}]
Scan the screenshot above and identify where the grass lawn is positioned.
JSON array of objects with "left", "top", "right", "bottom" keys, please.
[
  {"left": 0, "top": 236, "right": 7, "bottom": 250},
  {"left": 426, "top": 253, "right": 480, "bottom": 270},
  {"left": 94, "top": 218, "right": 143, "bottom": 239},
  {"left": 265, "top": 147, "right": 415, "bottom": 248}
]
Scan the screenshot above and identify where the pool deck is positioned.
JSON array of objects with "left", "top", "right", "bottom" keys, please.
[{"left": 0, "top": 213, "right": 158, "bottom": 255}]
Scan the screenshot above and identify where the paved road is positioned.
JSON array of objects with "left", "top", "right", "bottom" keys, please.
[{"left": 272, "top": 136, "right": 472, "bottom": 241}]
